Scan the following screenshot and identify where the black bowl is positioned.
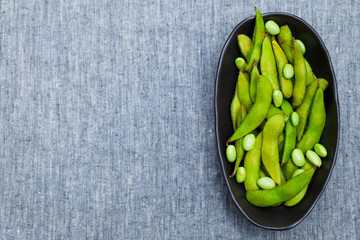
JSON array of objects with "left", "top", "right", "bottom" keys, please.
[{"left": 215, "top": 12, "right": 339, "bottom": 230}]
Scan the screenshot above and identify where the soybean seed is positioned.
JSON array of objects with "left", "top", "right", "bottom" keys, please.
[
  {"left": 257, "top": 177, "right": 276, "bottom": 190},
  {"left": 236, "top": 167, "right": 246, "bottom": 183},
  {"left": 265, "top": 20, "right": 280, "bottom": 35},
  {"left": 314, "top": 143, "right": 327, "bottom": 157},
  {"left": 283, "top": 63, "right": 294, "bottom": 79},
  {"left": 291, "top": 112, "right": 300, "bottom": 126},
  {"left": 296, "top": 39, "right": 306, "bottom": 54},
  {"left": 292, "top": 149, "right": 306, "bottom": 167},
  {"left": 273, "top": 90, "right": 283, "bottom": 107},
  {"left": 226, "top": 145, "right": 236, "bottom": 163},
  {"left": 235, "top": 57, "right": 247, "bottom": 70},
  {"left": 306, "top": 150, "right": 322, "bottom": 167},
  {"left": 243, "top": 133, "right": 256, "bottom": 151}
]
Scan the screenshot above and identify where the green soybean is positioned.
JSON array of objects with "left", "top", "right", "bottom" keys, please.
[
  {"left": 284, "top": 183, "right": 309, "bottom": 207},
  {"left": 265, "top": 20, "right": 280, "bottom": 35},
  {"left": 296, "top": 39, "right": 306, "bottom": 54},
  {"left": 314, "top": 143, "right": 327, "bottom": 157},
  {"left": 230, "top": 86, "right": 241, "bottom": 131},
  {"left": 245, "top": 7, "right": 265, "bottom": 72},
  {"left": 283, "top": 63, "right": 294, "bottom": 79},
  {"left": 257, "top": 177, "right": 276, "bottom": 190},
  {"left": 244, "top": 132, "right": 263, "bottom": 191},
  {"left": 291, "top": 112, "right": 299, "bottom": 126},
  {"left": 246, "top": 168, "right": 315, "bottom": 207},
  {"left": 243, "top": 133, "right": 256, "bottom": 151},
  {"left": 282, "top": 122, "right": 296, "bottom": 165},
  {"left": 249, "top": 61, "right": 259, "bottom": 102},
  {"left": 292, "top": 38, "right": 307, "bottom": 108},
  {"left": 273, "top": 90, "right": 283, "bottom": 107},
  {"left": 260, "top": 33, "right": 279, "bottom": 91},
  {"left": 237, "top": 71, "right": 253, "bottom": 111},
  {"left": 235, "top": 57, "right": 247, "bottom": 70},
  {"left": 226, "top": 145, "right": 236, "bottom": 163},
  {"left": 278, "top": 25, "right": 293, "bottom": 63},
  {"left": 292, "top": 149, "right": 306, "bottom": 167},
  {"left": 236, "top": 167, "right": 246, "bottom": 183},
  {"left": 262, "top": 114, "right": 285, "bottom": 185},
  {"left": 306, "top": 150, "right": 322, "bottom": 167},
  {"left": 230, "top": 107, "right": 246, "bottom": 178},
  {"left": 229, "top": 75, "right": 272, "bottom": 142},
  {"left": 295, "top": 79, "right": 318, "bottom": 141},
  {"left": 291, "top": 169, "right": 305, "bottom": 178},
  {"left": 305, "top": 60, "right": 314, "bottom": 86},
  {"left": 297, "top": 89, "right": 326, "bottom": 153},
  {"left": 266, "top": 104, "right": 285, "bottom": 120},
  {"left": 272, "top": 37, "right": 293, "bottom": 98},
  {"left": 237, "top": 34, "right": 253, "bottom": 62}
]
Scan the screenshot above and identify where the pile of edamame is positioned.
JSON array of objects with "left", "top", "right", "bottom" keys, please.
[{"left": 225, "top": 7, "right": 329, "bottom": 208}]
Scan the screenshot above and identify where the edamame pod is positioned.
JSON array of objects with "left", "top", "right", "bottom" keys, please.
[
  {"left": 249, "top": 61, "right": 259, "bottom": 102},
  {"left": 262, "top": 114, "right": 285, "bottom": 185},
  {"left": 246, "top": 168, "right": 315, "bottom": 207},
  {"left": 245, "top": 7, "right": 265, "bottom": 72},
  {"left": 244, "top": 132, "right": 263, "bottom": 191},
  {"left": 230, "top": 107, "right": 247, "bottom": 177},
  {"left": 230, "top": 86, "right": 241, "bottom": 131},
  {"left": 282, "top": 120, "right": 296, "bottom": 165},
  {"left": 237, "top": 34, "right": 253, "bottom": 62},
  {"left": 292, "top": 38, "right": 307, "bottom": 108},
  {"left": 271, "top": 37, "right": 293, "bottom": 98},
  {"left": 278, "top": 25, "right": 293, "bottom": 63},
  {"left": 295, "top": 79, "right": 318, "bottom": 141},
  {"left": 237, "top": 71, "right": 253, "bottom": 111},
  {"left": 284, "top": 183, "right": 309, "bottom": 207},
  {"left": 228, "top": 75, "right": 272, "bottom": 142},
  {"left": 305, "top": 60, "right": 314, "bottom": 86},
  {"left": 235, "top": 57, "right": 247, "bottom": 70},
  {"left": 266, "top": 104, "right": 285, "bottom": 119},
  {"left": 236, "top": 104, "right": 246, "bottom": 129},
  {"left": 260, "top": 33, "right": 279, "bottom": 91},
  {"left": 280, "top": 99, "right": 293, "bottom": 116},
  {"left": 297, "top": 89, "right": 326, "bottom": 153}
]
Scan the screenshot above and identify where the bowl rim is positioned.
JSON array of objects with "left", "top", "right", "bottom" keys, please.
[{"left": 214, "top": 11, "right": 340, "bottom": 230}]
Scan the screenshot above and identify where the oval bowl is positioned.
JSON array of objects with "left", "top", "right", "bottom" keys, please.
[{"left": 215, "top": 12, "right": 339, "bottom": 230}]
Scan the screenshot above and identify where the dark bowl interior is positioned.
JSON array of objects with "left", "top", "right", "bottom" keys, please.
[{"left": 215, "top": 13, "right": 339, "bottom": 230}]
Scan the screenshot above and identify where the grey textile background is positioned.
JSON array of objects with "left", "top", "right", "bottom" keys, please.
[{"left": 0, "top": 0, "right": 359, "bottom": 239}]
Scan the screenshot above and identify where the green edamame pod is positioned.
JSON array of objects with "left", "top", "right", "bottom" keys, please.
[
  {"left": 266, "top": 104, "right": 284, "bottom": 119},
  {"left": 280, "top": 100, "right": 293, "bottom": 116},
  {"left": 249, "top": 61, "right": 259, "bottom": 102},
  {"left": 282, "top": 120, "right": 296, "bottom": 165},
  {"left": 278, "top": 25, "right": 293, "bottom": 63},
  {"left": 284, "top": 183, "right": 309, "bottom": 207},
  {"left": 244, "top": 132, "right": 263, "bottom": 191},
  {"left": 271, "top": 37, "right": 293, "bottom": 98},
  {"left": 292, "top": 38, "right": 307, "bottom": 108},
  {"left": 262, "top": 114, "right": 286, "bottom": 185},
  {"left": 280, "top": 100, "right": 296, "bottom": 165},
  {"left": 295, "top": 79, "right": 318, "bottom": 141},
  {"left": 245, "top": 7, "right": 265, "bottom": 72},
  {"left": 297, "top": 89, "right": 326, "bottom": 153},
  {"left": 282, "top": 159, "right": 298, "bottom": 180},
  {"left": 235, "top": 57, "right": 247, "bottom": 70},
  {"left": 278, "top": 132, "right": 285, "bottom": 159},
  {"left": 230, "top": 106, "right": 247, "bottom": 178},
  {"left": 246, "top": 168, "right": 315, "bottom": 207},
  {"left": 260, "top": 33, "right": 279, "bottom": 91},
  {"left": 228, "top": 75, "right": 272, "bottom": 142},
  {"left": 305, "top": 60, "right": 313, "bottom": 86},
  {"left": 237, "top": 71, "right": 253, "bottom": 111},
  {"left": 236, "top": 104, "right": 246, "bottom": 129},
  {"left": 230, "top": 86, "right": 241, "bottom": 131},
  {"left": 237, "top": 34, "right": 253, "bottom": 62}
]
